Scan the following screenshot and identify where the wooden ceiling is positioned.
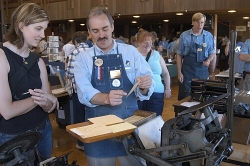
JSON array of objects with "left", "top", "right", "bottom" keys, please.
[
  {"left": 2, "top": 0, "right": 250, "bottom": 26},
  {"left": 111, "top": 9, "right": 250, "bottom": 26},
  {"left": 49, "top": 9, "right": 250, "bottom": 27}
]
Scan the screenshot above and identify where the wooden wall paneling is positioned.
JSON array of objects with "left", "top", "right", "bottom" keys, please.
[
  {"left": 67, "top": 0, "right": 74, "bottom": 19},
  {"left": 144, "top": 0, "right": 154, "bottom": 14},
  {"left": 199, "top": 0, "right": 215, "bottom": 10},
  {"left": 214, "top": 0, "right": 248, "bottom": 10},
  {"left": 113, "top": 0, "right": 123, "bottom": 15},
  {"left": 105, "top": 0, "right": 116, "bottom": 16},
  {"left": 163, "top": 0, "right": 185, "bottom": 13},
  {"left": 242, "top": 0, "right": 250, "bottom": 9},
  {"left": 6, "top": 0, "right": 9, "bottom": 18},
  {"left": 225, "top": 0, "right": 239, "bottom": 9},
  {"left": 73, "top": 0, "right": 90, "bottom": 19},
  {"left": 115, "top": 0, "right": 129, "bottom": 15},
  {"left": 46, "top": 3, "right": 56, "bottom": 20},
  {"left": 71, "top": 0, "right": 80, "bottom": 18},
  {"left": 153, "top": 0, "right": 164, "bottom": 14},
  {"left": 23, "top": 0, "right": 41, "bottom": 5},
  {"left": 128, "top": 0, "right": 145, "bottom": 15},
  {"left": 100, "top": 0, "right": 104, "bottom": 6},
  {"left": 185, "top": 0, "right": 196, "bottom": 11},
  {"left": 79, "top": 0, "right": 91, "bottom": 19},
  {"left": 90, "top": 0, "right": 100, "bottom": 9},
  {"left": 214, "top": 0, "right": 223, "bottom": 9}
]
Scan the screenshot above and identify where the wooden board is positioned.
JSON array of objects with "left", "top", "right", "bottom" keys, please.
[
  {"left": 124, "top": 115, "right": 145, "bottom": 124},
  {"left": 66, "top": 121, "right": 136, "bottom": 143},
  {"left": 70, "top": 123, "right": 113, "bottom": 138},
  {"left": 66, "top": 111, "right": 156, "bottom": 143},
  {"left": 107, "top": 122, "right": 136, "bottom": 133},
  {"left": 88, "top": 115, "right": 124, "bottom": 126}
]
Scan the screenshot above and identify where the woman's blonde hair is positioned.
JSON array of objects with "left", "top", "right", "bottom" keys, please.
[{"left": 6, "top": 3, "right": 49, "bottom": 48}]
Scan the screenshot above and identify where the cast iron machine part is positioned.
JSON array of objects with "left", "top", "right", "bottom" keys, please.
[
  {"left": 129, "top": 31, "right": 238, "bottom": 165},
  {"left": 0, "top": 131, "right": 79, "bottom": 166},
  {"left": 129, "top": 93, "right": 233, "bottom": 166},
  {"left": 0, "top": 131, "right": 41, "bottom": 166}
]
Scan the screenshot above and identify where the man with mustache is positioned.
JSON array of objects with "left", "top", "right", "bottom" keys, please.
[{"left": 74, "top": 6, "right": 154, "bottom": 166}]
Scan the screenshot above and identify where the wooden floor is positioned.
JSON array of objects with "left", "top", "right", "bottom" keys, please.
[{"left": 50, "top": 78, "right": 250, "bottom": 166}]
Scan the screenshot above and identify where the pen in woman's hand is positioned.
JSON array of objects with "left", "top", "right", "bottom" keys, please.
[{"left": 22, "top": 91, "right": 30, "bottom": 95}]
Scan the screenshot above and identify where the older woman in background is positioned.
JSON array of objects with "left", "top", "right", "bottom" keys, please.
[{"left": 137, "top": 30, "right": 171, "bottom": 116}]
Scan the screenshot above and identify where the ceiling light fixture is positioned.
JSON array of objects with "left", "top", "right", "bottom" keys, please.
[
  {"left": 68, "top": 20, "right": 74, "bottom": 22},
  {"left": 228, "top": 10, "right": 236, "bottom": 13},
  {"left": 133, "top": 15, "right": 140, "bottom": 18},
  {"left": 80, "top": 23, "right": 85, "bottom": 26},
  {"left": 132, "top": 21, "right": 137, "bottom": 23},
  {"left": 176, "top": 13, "right": 183, "bottom": 15},
  {"left": 243, "top": 17, "right": 249, "bottom": 19},
  {"left": 163, "top": 20, "right": 169, "bottom": 22}
]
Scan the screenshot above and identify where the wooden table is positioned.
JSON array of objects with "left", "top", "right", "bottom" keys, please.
[{"left": 215, "top": 71, "right": 242, "bottom": 81}]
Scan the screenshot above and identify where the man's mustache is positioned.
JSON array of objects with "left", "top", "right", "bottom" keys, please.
[{"left": 97, "top": 37, "right": 108, "bottom": 41}]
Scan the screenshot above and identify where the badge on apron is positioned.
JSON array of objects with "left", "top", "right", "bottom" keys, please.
[
  {"left": 197, "top": 48, "right": 202, "bottom": 52},
  {"left": 202, "top": 43, "right": 207, "bottom": 47},
  {"left": 95, "top": 59, "right": 103, "bottom": 67},
  {"left": 110, "top": 69, "right": 121, "bottom": 79},
  {"left": 112, "top": 79, "right": 121, "bottom": 87}
]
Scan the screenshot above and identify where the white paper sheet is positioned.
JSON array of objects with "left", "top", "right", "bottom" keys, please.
[{"left": 181, "top": 101, "right": 200, "bottom": 107}]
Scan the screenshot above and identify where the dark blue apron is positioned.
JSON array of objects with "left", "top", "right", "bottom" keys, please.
[
  {"left": 178, "top": 34, "right": 209, "bottom": 100},
  {"left": 84, "top": 46, "right": 138, "bottom": 158}
]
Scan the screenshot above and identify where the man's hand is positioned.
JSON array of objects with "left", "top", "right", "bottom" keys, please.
[
  {"left": 178, "top": 72, "right": 184, "bottom": 83},
  {"left": 136, "top": 75, "right": 152, "bottom": 90},
  {"left": 107, "top": 90, "right": 127, "bottom": 106},
  {"left": 203, "top": 59, "right": 211, "bottom": 67}
]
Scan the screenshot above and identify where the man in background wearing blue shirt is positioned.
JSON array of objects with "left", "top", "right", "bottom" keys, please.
[
  {"left": 159, "top": 36, "right": 169, "bottom": 52},
  {"left": 239, "top": 38, "right": 250, "bottom": 90},
  {"left": 74, "top": 6, "right": 154, "bottom": 166},
  {"left": 176, "top": 13, "right": 215, "bottom": 100}
]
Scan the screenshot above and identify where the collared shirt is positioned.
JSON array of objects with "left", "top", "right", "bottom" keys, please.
[
  {"left": 240, "top": 39, "right": 250, "bottom": 71},
  {"left": 159, "top": 40, "right": 169, "bottom": 49},
  {"left": 66, "top": 43, "right": 90, "bottom": 94},
  {"left": 167, "top": 41, "right": 176, "bottom": 53},
  {"left": 74, "top": 40, "right": 155, "bottom": 107},
  {"left": 177, "top": 29, "right": 215, "bottom": 57}
]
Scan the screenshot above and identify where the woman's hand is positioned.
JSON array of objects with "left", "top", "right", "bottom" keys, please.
[
  {"left": 29, "top": 89, "right": 58, "bottom": 113},
  {"left": 46, "top": 93, "right": 59, "bottom": 113},
  {"left": 164, "top": 89, "right": 171, "bottom": 99}
]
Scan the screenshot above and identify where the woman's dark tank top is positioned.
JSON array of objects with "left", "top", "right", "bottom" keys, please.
[{"left": 0, "top": 46, "right": 48, "bottom": 134}]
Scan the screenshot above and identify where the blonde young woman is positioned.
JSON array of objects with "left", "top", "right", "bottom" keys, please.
[
  {"left": 0, "top": 3, "right": 58, "bottom": 159},
  {"left": 137, "top": 30, "right": 171, "bottom": 116}
]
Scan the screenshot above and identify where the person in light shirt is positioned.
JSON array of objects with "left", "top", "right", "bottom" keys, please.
[
  {"left": 74, "top": 6, "right": 154, "bottom": 166},
  {"left": 176, "top": 12, "right": 215, "bottom": 100}
]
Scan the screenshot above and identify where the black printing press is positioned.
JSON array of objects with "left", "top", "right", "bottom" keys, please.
[{"left": 129, "top": 31, "right": 239, "bottom": 166}]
